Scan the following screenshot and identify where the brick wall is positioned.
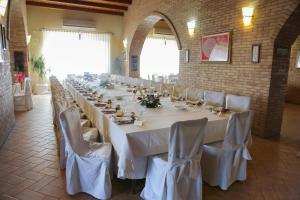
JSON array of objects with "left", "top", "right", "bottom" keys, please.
[
  {"left": 0, "top": 62, "right": 15, "bottom": 148},
  {"left": 0, "top": 1, "right": 15, "bottom": 147},
  {"left": 123, "top": 0, "right": 300, "bottom": 137},
  {"left": 286, "top": 36, "right": 300, "bottom": 104}
]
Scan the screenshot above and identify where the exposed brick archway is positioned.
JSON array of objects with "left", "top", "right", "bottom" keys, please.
[
  {"left": 128, "top": 11, "right": 182, "bottom": 77},
  {"left": 266, "top": 4, "right": 300, "bottom": 137},
  {"left": 8, "top": 0, "right": 29, "bottom": 79}
]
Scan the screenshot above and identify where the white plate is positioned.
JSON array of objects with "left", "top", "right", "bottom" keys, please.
[{"left": 174, "top": 105, "right": 188, "bottom": 110}]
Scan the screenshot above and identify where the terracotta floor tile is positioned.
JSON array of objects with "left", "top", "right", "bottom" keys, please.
[
  {"left": 40, "top": 167, "right": 61, "bottom": 177},
  {"left": 28, "top": 175, "right": 56, "bottom": 192},
  {"left": 15, "top": 189, "right": 45, "bottom": 200},
  {"left": 38, "top": 184, "right": 66, "bottom": 198},
  {"left": 0, "top": 175, "right": 26, "bottom": 185},
  {"left": 5, "top": 179, "right": 36, "bottom": 196},
  {"left": 20, "top": 170, "right": 45, "bottom": 181}
]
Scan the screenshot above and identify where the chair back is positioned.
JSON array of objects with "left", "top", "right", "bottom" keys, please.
[
  {"left": 168, "top": 118, "right": 208, "bottom": 163},
  {"left": 187, "top": 88, "right": 204, "bottom": 101},
  {"left": 59, "top": 106, "right": 85, "bottom": 154},
  {"left": 204, "top": 90, "right": 225, "bottom": 106},
  {"left": 225, "top": 95, "right": 251, "bottom": 112},
  {"left": 223, "top": 111, "right": 254, "bottom": 149},
  {"left": 24, "top": 78, "right": 32, "bottom": 95}
]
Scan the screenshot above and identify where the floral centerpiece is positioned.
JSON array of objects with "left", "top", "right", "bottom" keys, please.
[
  {"left": 14, "top": 72, "right": 25, "bottom": 88},
  {"left": 138, "top": 94, "right": 161, "bottom": 108}
]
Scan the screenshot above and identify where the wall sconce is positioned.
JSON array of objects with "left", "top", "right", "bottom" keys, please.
[
  {"left": 26, "top": 35, "right": 32, "bottom": 45},
  {"left": 187, "top": 20, "right": 196, "bottom": 36},
  {"left": 242, "top": 7, "right": 254, "bottom": 26},
  {"left": 123, "top": 39, "right": 128, "bottom": 49}
]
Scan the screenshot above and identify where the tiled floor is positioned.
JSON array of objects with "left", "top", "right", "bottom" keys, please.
[{"left": 0, "top": 95, "right": 299, "bottom": 200}]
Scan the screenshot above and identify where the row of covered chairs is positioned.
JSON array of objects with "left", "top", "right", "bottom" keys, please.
[
  {"left": 175, "top": 87, "right": 251, "bottom": 112},
  {"left": 50, "top": 76, "right": 112, "bottom": 199},
  {"left": 141, "top": 110, "right": 254, "bottom": 199},
  {"left": 110, "top": 74, "right": 251, "bottom": 112}
]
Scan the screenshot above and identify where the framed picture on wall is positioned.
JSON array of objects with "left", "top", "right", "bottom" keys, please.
[
  {"left": 184, "top": 49, "right": 189, "bottom": 63},
  {"left": 201, "top": 32, "right": 231, "bottom": 63},
  {"left": 131, "top": 55, "right": 139, "bottom": 72},
  {"left": 296, "top": 50, "right": 300, "bottom": 69},
  {"left": 251, "top": 44, "right": 261, "bottom": 63}
]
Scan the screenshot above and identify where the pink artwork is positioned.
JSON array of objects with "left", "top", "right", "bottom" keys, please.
[{"left": 201, "top": 32, "right": 231, "bottom": 62}]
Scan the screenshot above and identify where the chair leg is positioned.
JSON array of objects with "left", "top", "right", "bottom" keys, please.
[{"left": 297, "top": 151, "right": 300, "bottom": 158}]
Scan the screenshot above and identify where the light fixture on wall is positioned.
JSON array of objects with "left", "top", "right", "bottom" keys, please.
[
  {"left": 242, "top": 7, "right": 254, "bottom": 26},
  {"left": 26, "top": 35, "right": 32, "bottom": 45},
  {"left": 187, "top": 20, "right": 196, "bottom": 36},
  {"left": 123, "top": 39, "right": 128, "bottom": 49}
]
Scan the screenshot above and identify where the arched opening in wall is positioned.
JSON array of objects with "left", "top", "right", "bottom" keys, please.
[
  {"left": 266, "top": 4, "right": 300, "bottom": 144},
  {"left": 129, "top": 12, "right": 182, "bottom": 82},
  {"left": 139, "top": 20, "right": 179, "bottom": 82}
]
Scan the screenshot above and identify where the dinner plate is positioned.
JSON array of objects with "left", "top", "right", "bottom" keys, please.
[{"left": 174, "top": 105, "right": 188, "bottom": 110}]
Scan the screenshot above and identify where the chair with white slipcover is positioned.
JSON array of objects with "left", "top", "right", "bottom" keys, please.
[
  {"left": 53, "top": 100, "right": 99, "bottom": 169},
  {"left": 225, "top": 94, "right": 251, "bottom": 112},
  {"left": 186, "top": 88, "right": 204, "bottom": 101},
  {"left": 141, "top": 118, "right": 208, "bottom": 200},
  {"left": 59, "top": 106, "right": 112, "bottom": 199},
  {"left": 12, "top": 83, "right": 21, "bottom": 95},
  {"left": 14, "top": 77, "right": 33, "bottom": 111},
  {"left": 201, "top": 111, "right": 254, "bottom": 190},
  {"left": 203, "top": 90, "right": 225, "bottom": 107}
]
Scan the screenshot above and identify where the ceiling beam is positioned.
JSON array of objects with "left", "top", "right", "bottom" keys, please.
[
  {"left": 26, "top": 1, "right": 124, "bottom": 16},
  {"left": 98, "top": 0, "right": 132, "bottom": 5},
  {"left": 46, "top": 0, "right": 128, "bottom": 11}
]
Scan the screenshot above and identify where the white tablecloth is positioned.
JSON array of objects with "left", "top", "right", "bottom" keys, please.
[{"left": 66, "top": 82, "right": 229, "bottom": 179}]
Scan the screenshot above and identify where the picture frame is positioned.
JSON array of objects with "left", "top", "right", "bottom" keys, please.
[
  {"left": 201, "top": 32, "right": 231, "bottom": 63},
  {"left": 184, "top": 49, "right": 189, "bottom": 63},
  {"left": 296, "top": 50, "right": 300, "bottom": 69},
  {"left": 251, "top": 44, "right": 261, "bottom": 63},
  {"left": 131, "top": 55, "right": 139, "bottom": 72}
]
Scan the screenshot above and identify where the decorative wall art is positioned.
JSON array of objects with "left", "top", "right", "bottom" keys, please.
[
  {"left": 251, "top": 44, "right": 261, "bottom": 63},
  {"left": 131, "top": 55, "right": 139, "bottom": 72},
  {"left": 201, "top": 32, "right": 231, "bottom": 63}
]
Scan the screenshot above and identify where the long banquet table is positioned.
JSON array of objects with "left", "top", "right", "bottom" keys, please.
[{"left": 66, "top": 82, "right": 229, "bottom": 179}]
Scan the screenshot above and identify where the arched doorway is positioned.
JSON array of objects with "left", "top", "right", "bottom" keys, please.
[
  {"left": 128, "top": 12, "right": 182, "bottom": 78},
  {"left": 266, "top": 4, "right": 300, "bottom": 138}
]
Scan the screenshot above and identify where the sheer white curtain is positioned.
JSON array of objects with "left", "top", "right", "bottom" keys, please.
[
  {"left": 140, "top": 35, "right": 179, "bottom": 79},
  {"left": 42, "top": 29, "right": 110, "bottom": 80}
]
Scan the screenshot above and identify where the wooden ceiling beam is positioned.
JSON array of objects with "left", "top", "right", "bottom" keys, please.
[
  {"left": 97, "top": 0, "right": 132, "bottom": 5},
  {"left": 26, "top": 1, "right": 124, "bottom": 16},
  {"left": 46, "top": 0, "right": 128, "bottom": 11}
]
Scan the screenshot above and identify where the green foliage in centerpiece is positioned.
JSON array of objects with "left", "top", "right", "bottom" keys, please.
[{"left": 138, "top": 94, "right": 161, "bottom": 108}]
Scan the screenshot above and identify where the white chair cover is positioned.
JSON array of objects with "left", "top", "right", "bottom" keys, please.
[
  {"left": 141, "top": 118, "right": 208, "bottom": 200},
  {"left": 203, "top": 90, "right": 225, "bottom": 107},
  {"left": 187, "top": 88, "right": 204, "bottom": 101},
  {"left": 53, "top": 100, "right": 99, "bottom": 169},
  {"left": 14, "top": 78, "right": 33, "bottom": 111},
  {"left": 226, "top": 94, "right": 251, "bottom": 112},
  {"left": 201, "top": 111, "right": 254, "bottom": 190},
  {"left": 12, "top": 83, "right": 21, "bottom": 95},
  {"left": 59, "top": 106, "right": 112, "bottom": 199}
]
